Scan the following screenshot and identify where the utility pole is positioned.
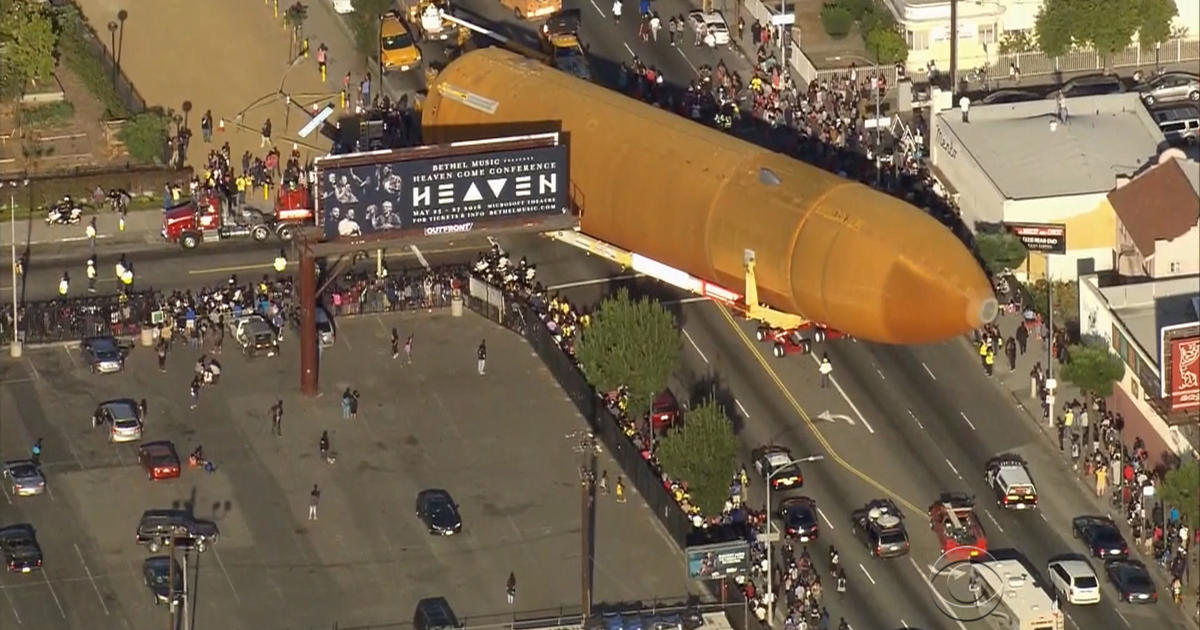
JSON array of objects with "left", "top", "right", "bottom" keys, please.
[
  {"left": 182, "top": 548, "right": 191, "bottom": 630},
  {"left": 949, "top": 0, "right": 958, "bottom": 97},
  {"left": 167, "top": 540, "right": 176, "bottom": 630},
  {"left": 569, "top": 430, "right": 601, "bottom": 622},
  {"left": 1045, "top": 270, "right": 1056, "bottom": 427},
  {"left": 8, "top": 188, "right": 20, "bottom": 358},
  {"left": 873, "top": 73, "right": 882, "bottom": 186}
]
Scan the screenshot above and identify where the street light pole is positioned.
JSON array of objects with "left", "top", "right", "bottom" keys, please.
[
  {"left": 764, "top": 454, "right": 824, "bottom": 624},
  {"left": 107, "top": 22, "right": 119, "bottom": 88},
  {"left": 9, "top": 183, "right": 24, "bottom": 358},
  {"left": 182, "top": 549, "right": 191, "bottom": 630},
  {"left": 570, "top": 430, "right": 600, "bottom": 623}
]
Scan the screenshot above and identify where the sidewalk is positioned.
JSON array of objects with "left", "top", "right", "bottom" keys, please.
[
  {"left": 988, "top": 310, "right": 1200, "bottom": 626},
  {"left": 4, "top": 207, "right": 163, "bottom": 248}
]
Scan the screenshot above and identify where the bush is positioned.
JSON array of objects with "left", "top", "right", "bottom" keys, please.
[
  {"left": 19, "top": 101, "right": 75, "bottom": 128},
  {"left": 838, "top": 0, "right": 875, "bottom": 20},
  {"left": 117, "top": 111, "right": 168, "bottom": 164},
  {"left": 975, "top": 231, "right": 1028, "bottom": 274},
  {"left": 821, "top": 4, "right": 854, "bottom": 38},
  {"left": 865, "top": 23, "right": 909, "bottom": 64}
]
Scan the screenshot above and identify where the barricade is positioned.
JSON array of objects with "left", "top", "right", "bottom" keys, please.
[{"left": 1, "top": 290, "right": 157, "bottom": 345}]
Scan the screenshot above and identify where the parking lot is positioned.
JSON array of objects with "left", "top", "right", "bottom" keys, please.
[{"left": 0, "top": 310, "right": 694, "bottom": 629}]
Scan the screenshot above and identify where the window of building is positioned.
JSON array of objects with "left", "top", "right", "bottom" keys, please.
[
  {"left": 906, "top": 30, "right": 930, "bottom": 51},
  {"left": 1169, "top": 261, "right": 1182, "bottom": 273},
  {"left": 1131, "top": 378, "right": 1140, "bottom": 399},
  {"left": 978, "top": 24, "right": 997, "bottom": 44}
]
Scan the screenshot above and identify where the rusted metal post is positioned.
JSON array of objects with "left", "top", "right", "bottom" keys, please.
[{"left": 299, "top": 250, "right": 318, "bottom": 395}]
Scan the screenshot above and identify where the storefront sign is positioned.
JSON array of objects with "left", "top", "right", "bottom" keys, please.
[
  {"left": 686, "top": 540, "right": 750, "bottom": 580},
  {"left": 1160, "top": 324, "right": 1200, "bottom": 412},
  {"left": 1006, "top": 223, "right": 1067, "bottom": 254},
  {"left": 318, "top": 144, "right": 568, "bottom": 240},
  {"left": 936, "top": 122, "right": 957, "bottom": 160}
]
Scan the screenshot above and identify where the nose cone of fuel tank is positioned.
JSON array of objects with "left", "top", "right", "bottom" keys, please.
[{"left": 794, "top": 183, "right": 997, "bottom": 345}]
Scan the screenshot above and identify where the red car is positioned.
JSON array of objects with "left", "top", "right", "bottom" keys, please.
[
  {"left": 138, "top": 441, "right": 181, "bottom": 481},
  {"left": 648, "top": 389, "right": 681, "bottom": 432},
  {"left": 929, "top": 494, "right": 988, "bottom": 560}
]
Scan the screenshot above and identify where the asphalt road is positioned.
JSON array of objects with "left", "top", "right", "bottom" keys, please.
[{"left": 0, "top": 298, "right": 694, "bottom": 629}]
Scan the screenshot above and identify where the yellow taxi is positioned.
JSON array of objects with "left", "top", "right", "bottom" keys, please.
[{"left": 379, "top": 11, "right": 421, "bottom": 73}]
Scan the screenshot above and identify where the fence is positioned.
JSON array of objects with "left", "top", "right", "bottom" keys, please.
[
  {"left": 990, "top": 38, "right": 1200, "bottom": 80},
  {"left": 59, "top": 0, "right": 148, "bottom": 116},
  {"left": 0, "top": 291, "right": 159, "bottom": 346}
]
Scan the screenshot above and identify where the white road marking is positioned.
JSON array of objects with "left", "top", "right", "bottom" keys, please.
[
  {"left": 546, "top": 274, "right": 641, "bottom": 290},
  {"left": 900, "top": 621, "right": 907, "bottom": 629},
  {"left": 409, "top": 245, "right": 430, "bottom": 270},
  {"left": 1039, "top": 511, "right": 1049, "bottom": 522},
  {"left": 959, "top": 411, "right": 977, "bottom": 431},
  {"left": 0, "top": 580, "right": 21, "bottom": 624},
  {"left": 682, "top": 328, "right": 709, "bottom": 364},
  {"left": 945, "top": 458, "right": 963, "bottom": 479},
  {"left": 735, "top": 399, "right": 750, "bottom": 418},
  {"left": 858, "top": 563, "right": 876, "bottom": 584},
  {"left": 908, "top": 557, "right": 970, "bottom": 630},
  {"left": 675, "top": 47, "right": 699, "bottom": 75},
  {"left": 74, "top": 543, "right": 110, "bottom": 615},
  {"left": 875, "top": 368, "right": 886, "bottom": 380},
  {"left": 907, "top": 408, "right": 924, "bottom": 429},
  {"left": 589, "top": 0, "right": 606, "bottom": 16},
  {"left": 0, "top": 481, "right": 10, "bottom": 504},
  {"left": 1065, "top": 611, "right": 1080, "bottom": 630},
  {"left": 25, "top": 359, "right": 39, "bottom": 382},
  {"left": 816, "top": 507, "right": 835, "bottom": 530},
  {"left": 983, "top": 509, "right": 1005, "bottom": 533},
  {"left": 41, "top": 569, "right": 66, "bottom": 618},
  {"left": 45, "top": 484, "right": 55, "bottom": 501},
  {"left": 62, "top": 345, "right": 78, "bottom": 367},
  {"left": 1113, "top": 608, "right": 1131, "bottom": 628},
  {"left": 922, "top": 362, "right": 937, "bottom": 380},
  {"left": 211, "top": 547, "right": 241, "bottom": 602},
  {"left": 623, "top": 41, "right": 636, "bottom": 58},
  {"left": 36, "top": 234, "right": 113, "bottom": 244},
  {"left": 809, "top": 355, "right": 874, "bottom": 433}
]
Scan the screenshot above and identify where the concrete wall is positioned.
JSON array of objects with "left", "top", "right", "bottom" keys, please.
[
  {"left": 930, "top": 114, "right": 1006, "bottom": 226},
  {"left": 1152, "top": 226, "right": 1200, "bottom": 278}
]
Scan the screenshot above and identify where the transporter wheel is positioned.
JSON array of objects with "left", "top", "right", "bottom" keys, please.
[
  {"left": 772, "top": 344, "right": 785, "bottom": 358},
  {"left": 813, "top": 329, "right": 827, "bottom": 344},
  {"left": 755, "top": 327, "right": 768, "bottom": 342},
  {"left": 799, "top": 340, "right": 812, "bottom": 354}
]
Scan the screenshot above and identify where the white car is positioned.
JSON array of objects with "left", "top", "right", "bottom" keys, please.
[
  {"left": 688, "top": 10, "right": 730, "bottom": 46},
  {"left": 330, "top": 0, "right": 354, "bottom": 14},
  {"left": 1048, "top": 559, "right": 1101, "bottom": 605}
]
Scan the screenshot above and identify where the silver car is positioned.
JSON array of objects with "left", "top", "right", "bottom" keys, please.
[
  {"left": 93, "top": 399, "right": 144, "bottom": 443},
  {"left": 2, "top": 460, "right": 45, "bottom": 497},
  {"left": 1140, "top": 72, "right": 1200, "bottom": 106}
]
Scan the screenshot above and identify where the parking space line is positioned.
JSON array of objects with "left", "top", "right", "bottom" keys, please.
[
  {"left": 62, "top": 346, "right": 78, "bottom": 367},
  {"left": 211, "top": 548, "right": 241, "bottom": 602},
  {"left": 74, "top": 543, "right": 110, "bottom": 615},
  {"left": 682, "top": 328, "right": 709, "bottom": 364},
  {"left": 735, "top": 399, "right": 750, "bottom": 418},
  {"left": 25, "top": 358, "right": 40, "bottom": 382},
  {"left": 675, "top": 47, "right": 700, "bottom": 76},
  {"left": 0, "top": 480, "right": 10, "bottom": 504},
  {"left": 900, "top": 620, "right": 907, "bottom": 629},
  {"left": 983, "top": 509, "right": 1005, "bottom": 533},
  {"left": 0, "top": 578, "right": 20, "bottom": 624},
  {"left": 623, "top": 41, "right": 636, "bottom": 58},
  {"left": 816, "top": 507, "right": 835, "bottom": 530},
  {"left": 858, "top": 563, "right": 876, "bottom": 584},
  {"left": 1038, "top": 511, "right": 1048, "bottom": 522},
  {"left": 588, "top": 0, "right": 606, "bottom": 17},
  {"left": 0, "top": 377, "right": 35, "bottom": 384},
  {"left": 40, "top": 569, "right": 67, "bottom": 619}
]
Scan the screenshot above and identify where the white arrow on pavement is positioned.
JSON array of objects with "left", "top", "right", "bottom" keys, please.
[{"left": 817, "top": 410, "right": 855, "bottom": 425}]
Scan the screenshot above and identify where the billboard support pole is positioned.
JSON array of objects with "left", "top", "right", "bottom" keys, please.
[
  {"left": 376, "top": 249, "right": 384, "bottom": 278},
  {"left": 300, "top": 247, "right": 318, "bottom": 396}
]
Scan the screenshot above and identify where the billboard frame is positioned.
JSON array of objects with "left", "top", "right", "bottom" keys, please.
[
  {"left": 685, "top": 540, "right": 750, "bottom": 581},
  {"left": 1005, "top": 222, "right": 1067, "bottom": 254}
]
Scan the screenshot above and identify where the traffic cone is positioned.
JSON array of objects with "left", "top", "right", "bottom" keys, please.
[{"left": 218, "top": 119, "right": 225, "bottom": 132}]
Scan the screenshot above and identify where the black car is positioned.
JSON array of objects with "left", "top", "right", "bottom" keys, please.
[
  {"left": 416, "top": 489, "right": 463, "bottom": 536},
  {"left": 0, "top": 524, "right": 43, "bottom": 573},
  {"left": 1072, "top": 516, "right": 1129, "bottom": 559},
  {"left": 81, "top": 336, "right": 127, "bottom": 374},
  {"left": 1105, "top": 559, "right": 1158, "bottom": 603},
  {"left": 136, "top": 509, "right": 220, "bottom": 553},
  {"left": 142, "top": 556, "right": 184, "bottom": 606},
  {"left": 778, "top": 496, "right": 819, "bottom": 542},
  {"left": 851, "top": 498, "right": 910, "bottom": 558},
  {"left": 981, "top": 89, "right": 1041, "bottom": 104}
]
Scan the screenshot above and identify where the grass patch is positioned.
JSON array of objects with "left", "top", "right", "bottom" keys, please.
[{"left": 19, "top": 100, "right": 75, "bottom": 128}]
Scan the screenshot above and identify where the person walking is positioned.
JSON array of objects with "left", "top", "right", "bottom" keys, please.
[
  {"left": 272, "top": 400, "right": 284, "bottom": 437},
  {"left": 818, "top": 353, "right": 833, "bottom": 388},
  {"left": 260, "top": 118, "right": 272, "bottom": 148},
  {"left": 30, "top": 439, "right": 42, "bottom": 465},
  {"left": 599, "top": 470, "right": 609, "bottom": 495},
  {"left": 201, "top": 110, "right": 213, "bottom": 143},
  {"left": 1095, "top": 465, "right": 1108, "bottom": 497},
  {"left": 611, "top": 0, "right": 622, "bottom": 23},
  {"left": 85, "top": 217, "right": 97, "bottom": 247},
  {"left": 189, "top": 376, "right": 201, "bottom": 409},
  {"left": 341, "top": 388, "right": 352, "bottom": 420},
  {"left": 391, "top": 328, "right": 400, "bottom": 359},
  {"left": 477, "top": 339, "right": 487, "bottom": 375},
  {"left": 86, "top": 255, "right": 97, "bottom": 292},
  {"left": 506, "top": 572, "right": 516, "bottom": 605},
  {"left": 404, "top": 334, "right": 413, "bottom": 364},
  {"left": 615, "top": 476, "right": 627, "bottom": 503},
  {"left": 349, "top": 390, "right": 359, "bottom": 420},
  {"left": 308, "top": 484, "right": 320, "bottom": 520}
]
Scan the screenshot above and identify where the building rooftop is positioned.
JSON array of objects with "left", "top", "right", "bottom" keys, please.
[
  {"left": 1101, "top": 274, "right": 1200, "bottom": 358},
  {"left": 1108, "top": 156, "right": 1200, "bottom": 256},
  {"left": 937, "top": 93, "right": 1165, "bottom": 199}
]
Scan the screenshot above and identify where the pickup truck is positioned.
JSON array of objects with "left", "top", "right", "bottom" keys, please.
[{"left": 228, "top": 314, "right": 278, "bottom": 357}]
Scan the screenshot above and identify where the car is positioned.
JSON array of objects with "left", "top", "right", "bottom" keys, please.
[
  {"left": 980, "top": 89, "right": 1041, "bottom": 104},
  {"left": 1047, "top": 559, "right": 1101, "bottom": 605},
  {"left": 329, "top": 0, "right": 354, "bottom": 14},
  {"left": 984, "top": 455, "right": 1037, "bottom": 510},
  {"left": 1105, "top": 559, "right": 1158, "bottom": 603},
  {"left": 2, "top": 460, "right": 45, "bottom": 497},
  {"left": 136, "top": 509, "right": 219, "bottom": 553},
  {"left": 1053, "top": 74, "right": 1125, "bottom": 99},
  {"left": 929, "top": 493, "right": 987, "bottom": 559},
  {"left": 0, "top": 524, "right": 43, "bottom": 573},
  {"left": 138, "top": 441, "right": 181, "bottom": 481},
  {"left": 416, "top": 489, "right": 463, "bottom": 536},
  {"left": 1150, "top": 103, "right": 1199, "bottom": 145},
  {"left": 229, "top": 314, "right": 278, "bottom": 357},
  {"left": 414, "top": 596, "right": 461, "bottom": 630},
  {"left": 81, "top": 335, "right": 126, "bottom": 373},
  {"left": 851, "top": 498, "right": 910, "bottom": 558},
  {"left": 1072, "top": 516, "right": 1129, "bottom": 559},
  {"left": 752, "top": 445, "right": 804, "bottom": 490},
  {"left": 92, "top": 398, "right": 144, "bottom": 443},
  {"left": 142, "top": 556, "right": 184, "bottom": 606},
  {"left": 316, "top": 305, "right": 335, "bottom": 347},
  {"left": 380, "top": 11, "right": 422, "bottom": 73},
  {"left": 778, "top": 496, "right": 819, "bottom": 542},
  {"left": 687, "top": 10, "right": 730, "bottom": 46},
  {"left": 1138, "top": 71, "right": 1200, "bottom": 105},
  {"left": 649, "top": 388, "right": 681, "bottom": 432}
]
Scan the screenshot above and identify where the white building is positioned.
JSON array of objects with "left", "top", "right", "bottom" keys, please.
[
  {"left": 930, "top": 92, "right": 1165, "bottom": 281},
  {"left": 1078, "top": 274, "right": 1200, "bottom": 464},
  {"left": 1109, "top": 153, "right": 1200, "bottom": 279}
]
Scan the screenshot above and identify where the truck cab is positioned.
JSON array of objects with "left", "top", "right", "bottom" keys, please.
[
  {"left": 229, "top": 314, "right": 279, "bottom": 357},
  {"left": 540, "top": 10, "right": 590, "bottom": 81},
  {"left": 411, "top": 0, "right": 459, "bottom": 41}
]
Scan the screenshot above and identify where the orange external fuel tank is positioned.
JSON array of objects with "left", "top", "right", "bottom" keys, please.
[{"left": 421, "top": 48, "right": 997, "bottom": 345}]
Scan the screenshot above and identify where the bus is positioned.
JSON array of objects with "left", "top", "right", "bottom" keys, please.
[{"left": 973, "top": 559, "right": 1064, "bottom": 630}]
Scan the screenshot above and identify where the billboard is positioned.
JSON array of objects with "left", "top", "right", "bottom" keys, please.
[
  {"left": 1006, "top": 223, "right": 1067, "bottom": 254},
  {"left": 685, "top": 540, "right": 750, "bottom": 580},
  {"left": 1160, "top": 323, "right": 1200, "bottom": 413},
  {"left": 319, "top": 144, "right": 568, "bottom": 240}
]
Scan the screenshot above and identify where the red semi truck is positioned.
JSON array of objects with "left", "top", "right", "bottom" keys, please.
[{"left": 162, "top": 184, "right": 316, "bottom": 249}]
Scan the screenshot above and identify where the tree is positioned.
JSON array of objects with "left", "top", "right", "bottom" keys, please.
[
  {"left": 284, "top": 2, "right": 309, "bottom": 57},
  {"left": 998, "top": 30, "right": 1037, "bottom": 54},
  {"left": 1035, "top": 0, "right": 1139, "bottom": 61},
  {"left": 1059, "top": 342, "right": 1125, "bottom": 397},
  {"left": 975, "top": 232, "right": 1028, "bottom": 274},
  {"left": 117, "top": 111, "right": 169, "bottom": 164},
  {"left": 1158, "top": 460, "right": 1199, "bottom": 528},
  {"left": 866, "top": 25, "right": 909, "bottom": 64},
  {"left": 350, "top": 0, "right": 394, "bottom": 57},
  {"left": 1027, "top": 279, "right": 1078, "bottom": 326},
  {"left": 654, "top": 396, "right": 738, "bottom": 516},
  {"left": 1136, "top": 0, "right": 1177, "bottom": 50},
  {"left": 0, "top": 1, "right": 57, "bottom": 97},
  {"left": 820, "top": 4, "right": 854, "bottom": 39},
  {"left": 575, "top": 288, "right": 681, "bottom": 420}
]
